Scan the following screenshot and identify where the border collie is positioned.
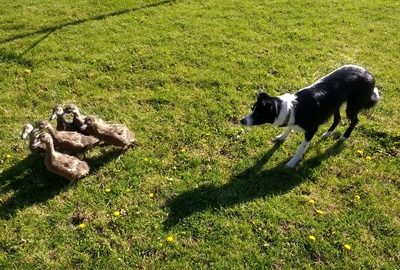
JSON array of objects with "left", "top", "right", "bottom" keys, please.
[{"left": 240, "top": 65, "right": 380, "bottom": 168}]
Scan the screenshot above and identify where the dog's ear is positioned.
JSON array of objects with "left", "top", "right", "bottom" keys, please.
[
  {"left": 270, "top": 100, "right": 279, "bottom": 114},
  {"left": 261, "top": 99, "right": 278, "bottom": 114},
  {"left": 261, "top": 99, "right": 271, "bottom": 108},
  {"left": 256, "top": 87, "right": 269, "bottom": 95},
  {"left": 256, "top": 91, "right": 270, "bottom": 99}
]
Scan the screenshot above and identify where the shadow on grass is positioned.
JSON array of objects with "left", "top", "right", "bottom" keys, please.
[
  {"left": 0, "top": 154, "right": 68, "bottom": 220},
  {"left": 357, "top": 125, "right": 400, "bottom": 152},
  {"left": 0, "top": 0, "right": 175, "bottom": 59},
  {"left": 19, "top": 29, "right": 56, "bottom": 57},
  {"left": 86, "top": 147, "right": 125, "bottom": 172},
  {"left": 164, "top": 140, "right": 345, "bottom": 229},
  {"left": 0, "top": 48, "right": 33, "bottom": 67},
  {"left": 0, "top": 148, "right": 124, "bottom": 220},
  {"left": 0, "top": 0, "right": 175, "bottom": 45}
]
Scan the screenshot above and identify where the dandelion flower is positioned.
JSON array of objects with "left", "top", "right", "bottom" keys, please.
[
  {"left": 78, "top": 223, "right": 86, "bottom": 229},
  {"left": 365, "top": 156, "right": 372, "bottom": 161},
  {"left": 308, "top": 235, "right": 316, "bottom": 241},
  {"left": 316, "top": 209, "right": 324, "bottom": 215},
  {"left": 114, "top": 211, "right": 121, "bottom": 217},
  {"left": 6, "top": 154, "right": 11, "bottom": 159},
  {"left": 166, "top": 235, "right": 175, "bottom": 243},
  {"left": 308, "top": 199, "right": 315, "bottom": 205},
  {"left": 356, "top": 150, "right": 363, "bottom": 156},
  {"left": 354, "top": 195, "right": 361, "bottom": 201},
  {"left": 125, "top": 188, "right": 132, "bottom": 192},
  {"left": 148, "top": 192, "right": 154, "bottom": 198},
  {"left": 144, "top": 158, "right": 149, "bottom": 162},
  {"left": 344, "top": 244, "right": 351, "bottom": 250},
  {"left": 105, "top": 188, "right": 111, "bottom": 193}
]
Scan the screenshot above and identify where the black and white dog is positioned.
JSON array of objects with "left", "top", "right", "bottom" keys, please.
[{"left": 241, "top": 65, "right": 380, "bottom": 168}]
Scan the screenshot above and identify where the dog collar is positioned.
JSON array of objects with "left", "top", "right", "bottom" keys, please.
[{"left": 279, "top": 109, "right": 291, "bottom": 127}]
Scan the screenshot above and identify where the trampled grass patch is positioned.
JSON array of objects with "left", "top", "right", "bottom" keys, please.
[{"left": 0, "top": 0, "right": 399, "bottom": 268}]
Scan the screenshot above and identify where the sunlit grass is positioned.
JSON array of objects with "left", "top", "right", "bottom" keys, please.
[{"left": 0, "top": 0, "right": 399, "bottom": 268}]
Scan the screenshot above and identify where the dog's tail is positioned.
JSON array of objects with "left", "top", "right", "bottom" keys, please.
[{"left": 365, "top": 87, "right": 380, "bottom": 108}]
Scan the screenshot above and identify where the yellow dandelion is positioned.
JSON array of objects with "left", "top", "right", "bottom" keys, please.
[
  {"left": 344, "top": 244, "right": 351, "bottom": 250},
  {"left": 354, "top": 195, "right": 361, "bottom": 201},
  {"left": 308, "top": 199, "right": 315, "bottom": 205},
  {"left": 114, "top": 211, "right": 121, "bottom": 217},
  {"left": 356, "top": 150, "right": 363, "bottom": 156},
  {"left": 24, "top": 69, "right": 32, "bottom": 73},
  {"left": 105, "top": 188, "right": 111, "bottom": 193},
  {"left": 125, "top": 188, "right": 132, "bottom": 192},
  {"left": 148, "top": 192, "right": 154, "bottom": 198},
  {"left": 6, "top": 154, "right": 11, "bottom": 159},
  {"left": 144, "top": 157, "right": 149, "bottom": 162},
  {"left": 365, "top": 156, "right": 372, "bottom": 161},
  {"left": 308, "top": 235, "right": 316, "bottom": 241},
  {"left": 78, "top": 223, "right": 86, "bottom": 229},
  {"left": 166, "top": 235, "right": 175, "bottom": 243},
  {"left": 316, "top": 209, "right": 324, "bottom": 215}
]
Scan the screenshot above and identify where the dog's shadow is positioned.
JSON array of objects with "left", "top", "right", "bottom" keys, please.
[{"left": 163, "top": 140, "right": 344, "bottom": 228}]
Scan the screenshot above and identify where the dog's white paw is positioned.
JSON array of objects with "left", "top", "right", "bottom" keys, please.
[
  {"left": 274, "top": 135, "right": 286, "bottom": 142},
  {"left": 322, "top": 131, "right": 332, "bottom": 139},
  {"left": 285, "top": 159, "right": 298, "bottom": 169}
]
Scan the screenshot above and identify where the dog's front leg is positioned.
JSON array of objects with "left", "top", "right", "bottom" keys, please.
[
  {"left": 285, "top": 129, "right": 316, "bottom": 168},
  {"left": 274, "top": 128, "right": 292, "bottom": 142}
]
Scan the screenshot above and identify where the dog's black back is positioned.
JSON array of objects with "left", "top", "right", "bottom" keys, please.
[{"left": 294, "top": 65, "right": 376, "bottom": 132}]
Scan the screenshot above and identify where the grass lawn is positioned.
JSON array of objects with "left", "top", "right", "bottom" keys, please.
[{"left": 1, "top": 0, "right": 399, "bottom": 268}]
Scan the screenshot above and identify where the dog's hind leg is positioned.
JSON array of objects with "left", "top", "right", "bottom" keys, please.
[
  {"left": 285, "top": 129, "right": 316, "bottom": 168},
  {"left": 322, "top": 110, "right": 341, "bottom": 138},
  {"left": 340, "top": 117, "right": 358, "bottom": 141},
  {"left": 274, "top": 128, "right": 292, "bottom": 142},
  {"left": 340, "top": 106, "right": 360, "bottom": 141}
]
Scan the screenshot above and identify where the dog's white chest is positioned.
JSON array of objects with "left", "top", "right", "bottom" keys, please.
[{"left": 273, "top": 94, "right": 297, "bottom": 127}]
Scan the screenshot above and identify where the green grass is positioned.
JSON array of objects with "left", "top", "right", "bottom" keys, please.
[{"left": 1, "top": 0, "right": 399, "bottom": 268}]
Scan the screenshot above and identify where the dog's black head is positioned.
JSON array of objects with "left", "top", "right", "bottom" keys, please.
[{"left": 240, "top": 92, "right": 280, "bottom": 126}]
